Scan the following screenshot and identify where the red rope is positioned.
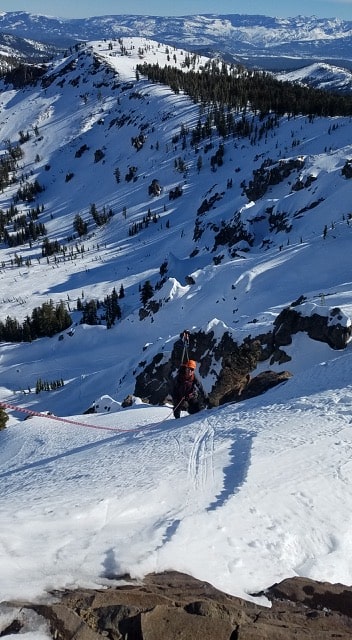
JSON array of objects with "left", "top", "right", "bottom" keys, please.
[{"left": 0, "top": 401, "right": 173, "bottom": 434}]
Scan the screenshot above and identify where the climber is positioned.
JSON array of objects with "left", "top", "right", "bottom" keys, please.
[{"left": 171, "top": 359, "right": 208, "bottom": 419}]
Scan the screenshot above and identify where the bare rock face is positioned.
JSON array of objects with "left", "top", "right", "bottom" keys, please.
[
  {"left": 133, "top": 329, "right": 290, "bottom": 408},
  {"left": 134, "top": 330, "right": 217, "bottom": 405},
  {"left": 264, "top": 575, "right": 352, "bottom": 618},
  {"left": 239, "top": 370, "right": 292, "bottom": 401},
  {"left": 5, "top": 572, "right": 352, "bottom": 639},
  {"left": 273, "top": 301, "right": 352, "bottom": 350},
  {"left": 207, "top": 336, "right": 263, "bottom": 406}
]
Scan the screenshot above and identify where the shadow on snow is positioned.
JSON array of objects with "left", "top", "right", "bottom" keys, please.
[{"left": 207, "top": 429, "right": 256, "bottom": 512}]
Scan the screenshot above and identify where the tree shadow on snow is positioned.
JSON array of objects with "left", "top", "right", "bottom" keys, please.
[{"left": 207, "top": 430, "right": 256, "bottom": 512}]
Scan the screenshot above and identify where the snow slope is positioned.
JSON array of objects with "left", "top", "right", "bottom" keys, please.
[{"left": 1, "top": 37, "right": 352, "bottom": 637}]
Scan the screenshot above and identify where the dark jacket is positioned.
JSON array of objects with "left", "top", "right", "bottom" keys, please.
[{"left": 171, "top": 368, "right": 208, "bottom": 418}]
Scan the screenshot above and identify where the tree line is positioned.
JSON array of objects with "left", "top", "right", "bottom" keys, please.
[
  {"left": 0, "top": 299, "right": 72, "bottom": 342},
  {"left": 137, "top": 61, "right": 352, "bottom": 118},
  {"left": 77, "top": 286, "right": 123, "bottom": 329}
]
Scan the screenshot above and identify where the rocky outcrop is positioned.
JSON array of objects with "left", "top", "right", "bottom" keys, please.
[
  {"left": 208, "top": 337, "right": 263, "bottom": 406},
  {"left": 240, "top": 370, "right": 292, "bottom": 400},
  {"left": 5, "top": 571, "right": 352, "bottom": 639},
  {"left": 134, "top": 330, "right": 218, "bottom": 405},
  {"left": 274, "top": 300, "right": 352, "bottom": 350},
  {"left": 134, "top": 329, "right": 287, "bottom": 407},
  {"left": 133, "top": 329, "right": 286, "bottom": 407},
  {"left": 133, "top": 300, "right": 351, "bottom": 408},
  {"left": 263, "top": 575, "right": 352, "bottom": 618}
]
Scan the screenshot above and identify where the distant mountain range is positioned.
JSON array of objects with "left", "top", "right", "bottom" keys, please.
[
  {"left": 0, "top": 31, "right": 57, "bottom": 68},
  {"left": 0, "top": 11, "right": 352, "bottom": 72}
]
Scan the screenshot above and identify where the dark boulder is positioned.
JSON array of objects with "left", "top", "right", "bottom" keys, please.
[{"left": 240, "top": 370, "right": 292, "bottom": 400}]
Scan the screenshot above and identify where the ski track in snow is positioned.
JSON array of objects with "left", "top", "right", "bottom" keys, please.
[{"left": 187, "top": 420, "right": 215, "bottom": 491}]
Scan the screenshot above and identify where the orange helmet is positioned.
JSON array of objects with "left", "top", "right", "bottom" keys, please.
[{"left": 185, "top": 359, "right": 196, "bottom": 370}]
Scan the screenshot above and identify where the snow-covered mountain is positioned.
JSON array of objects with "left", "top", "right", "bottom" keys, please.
[
  {"left": 2, "top": 37, "right": 352, "bottom": 622},
  {"left": 0, "top": 32, "right": 57, "bottom": 76},
  {"left": 0, "top": 11, "right": 352, "bottom": 70},
  {"left": 0, "top": 36, "right": 352, "bottom": 411},
  {"left": 275, "top": 61, "right": 352, "bottom": 93},
  {"left": 1, "top": 12, "right": 352, "bottom": 95}
]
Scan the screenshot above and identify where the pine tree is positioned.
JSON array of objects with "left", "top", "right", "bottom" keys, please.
[
  {"left": 81, "top": 300, "right": 99, "bottom": 325},
  {"left": 140, "top": 280, "right": 154, "bottom": 305},
  {"left": 73, "top": 213, "right": 88, "bottom": 237},
  {"left": 110, "top": 287, "right": 121, "bottom": 322}
]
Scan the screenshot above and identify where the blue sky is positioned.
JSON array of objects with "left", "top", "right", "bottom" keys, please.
[{"left": 1, "top": 0, "right": 352, "bottom": 19}]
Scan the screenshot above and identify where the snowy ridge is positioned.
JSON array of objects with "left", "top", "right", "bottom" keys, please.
[{"left": 276, "top": 61, "right": 352, "bottom": 92}]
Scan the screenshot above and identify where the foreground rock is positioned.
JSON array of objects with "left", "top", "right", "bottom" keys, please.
[{"left": 3, "top": 571, "right": 352, "bottom": 639}]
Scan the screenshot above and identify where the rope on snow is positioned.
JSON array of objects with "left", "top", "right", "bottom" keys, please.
[{"left": 0, "top": 401, "right": 174, "bottom": 434}]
